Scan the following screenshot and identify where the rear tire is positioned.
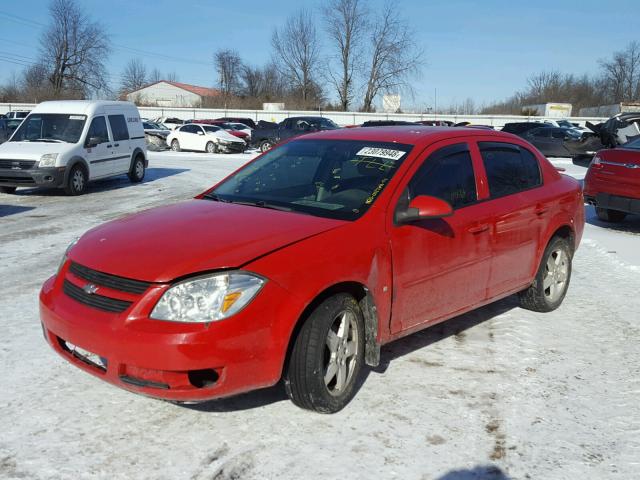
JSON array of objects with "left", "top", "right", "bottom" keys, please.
[
  {"left": 64, "top": 164, "right": 88, "bottom": 196},
  {"left": 595, "top": 207, "right": 626, "bottom": 223},
  {"left": 519, "top": 236, "right": 572, "bottom": 312},
  {"left": 171, "top": 139, "right": 181, "bottom": 152},
  {"left": 0, "top": 186, "right": 17, "bottom": 194},
  {"left": 284, "top": 293, "right": 365, "bottom": 413},
  {"left": 128, "top": 154, "right": 145, "bottom": 183}
]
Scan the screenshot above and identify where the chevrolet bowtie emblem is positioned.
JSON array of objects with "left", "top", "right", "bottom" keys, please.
[{"left": 83, "top": 283, "right": 99, "bottom": 295}]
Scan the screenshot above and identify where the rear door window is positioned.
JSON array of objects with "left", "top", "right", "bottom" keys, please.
[
  {"left": 108, "top": 115, "right": 129, "bottom": 141},
  {"left": 479, "top": 142, "right": 542, "bottom": 198},
  {"left": 408, "top": 143, "right": 477, "bottom": 209}
]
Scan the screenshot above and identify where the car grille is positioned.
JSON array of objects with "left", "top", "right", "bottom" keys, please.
[
  {"left": 69, "top": 262, "right": 151, "bottom": 294},
  {"left": 0, "top": 159, "right": 36, "bottom": 170},
  {"left": 63, "top": 280, "right": 133, "bottom": 313}
]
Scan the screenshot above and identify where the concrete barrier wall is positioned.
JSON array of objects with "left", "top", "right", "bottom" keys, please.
[{"left": 0, "top": 102, "right": 608, "bottom": 128}]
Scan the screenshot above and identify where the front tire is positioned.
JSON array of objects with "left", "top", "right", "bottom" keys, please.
[
  {"left": 171, "top": 139, "right": 181, "bottom": 152},
  {"left": 259, "top": 140, "right": 273, "bottom": 153},
  {"left": 205, "top": 141, "right": 218, "bottom": 154},
  {"left": 64, "top": 164, "right": 88, "bottom": 196},
  {"left": 519, "top": 236, "right": 572, "bottom": 312},
  {"left": 0, "top": 186, "right": 17, "bottom": 194},
  {"left": 128, "top": 154, "right": 145, "bottom": 183},
  {"left": 595, "top": 207, "right": 626, "bottom": 223},
  {"left": 284, "top": 293, "right": 365, "bottom": 413}
]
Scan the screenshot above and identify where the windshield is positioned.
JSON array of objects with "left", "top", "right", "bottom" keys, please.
[
  {"left": 208, "top": 139, "right": 412, "bottom": 220},
  {"left": 10, "top": 114, "right": 87, "bottom": 143}
]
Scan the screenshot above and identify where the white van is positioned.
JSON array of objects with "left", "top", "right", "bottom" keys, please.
[{"left": 0, "top": 101, "right": 147, "bottom": 195}]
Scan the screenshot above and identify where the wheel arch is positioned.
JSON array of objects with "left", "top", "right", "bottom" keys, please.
[
  {"left": 63, "top": 156, "right": 89, "bottom": 183},
  {"left": 283, "top": 281, "right": 381, "bottom": 376}
]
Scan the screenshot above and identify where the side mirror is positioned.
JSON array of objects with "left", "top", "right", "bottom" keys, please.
[
  {"left": 396, "top": 195, "right": 453, "bottom": 224},
  {"left": 86, "top": 136, "right": 102, "bottom": 148},
  {"left": 197, "top": 131, "right": 204, "bottom": 135}
]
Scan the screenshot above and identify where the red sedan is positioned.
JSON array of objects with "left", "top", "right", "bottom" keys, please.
[
  {"left": 40, "top": 127, "right": 584, "bottom": 413},
  {"left": 192, "top": 119, "right": 249, "bottom": 141},
  {"left": 584, "top": 137, "right": 640, "bottom": 222}
]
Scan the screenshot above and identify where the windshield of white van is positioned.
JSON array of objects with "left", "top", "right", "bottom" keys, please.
[{"left": 10, "top": 114, "right": 87, "bottom": 144}]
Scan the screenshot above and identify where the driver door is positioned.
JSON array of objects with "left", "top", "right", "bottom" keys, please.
[
  {"left": 389, "top": 141, "right": 493, "bottom": 332},
  {"left": 84, "top": 116, "right": 112, "bottom": 179}
]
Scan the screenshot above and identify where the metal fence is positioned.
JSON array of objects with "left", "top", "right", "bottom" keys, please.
[{"left": 0, "top": 102, "right": 608, "bottom": 128}]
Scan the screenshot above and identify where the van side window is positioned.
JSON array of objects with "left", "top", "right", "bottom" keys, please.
[
  {"left": 86, "top": 116, "right": 109, "bottom": 144},
  {"left": 408, "top": 143, "right": 477, "bottom": 209},
  {"left": 108, "top": 115, "right": 129, "bottom": 141},
  {"left": 479, "top": 142, "right": 541, "bottom": 198}
]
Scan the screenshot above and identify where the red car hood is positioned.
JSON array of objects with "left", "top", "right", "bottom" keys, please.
[{"left": 69, "top": 200, "right": 345, "bottom": 283}]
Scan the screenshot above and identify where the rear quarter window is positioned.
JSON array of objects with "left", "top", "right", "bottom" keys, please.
[{"left": 479, "top": 142, "right": 542, "bottom": 198}]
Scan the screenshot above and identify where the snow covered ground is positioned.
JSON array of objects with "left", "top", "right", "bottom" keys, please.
[{"left": 0, "top": 151, "right": 639, "bottom": 480}]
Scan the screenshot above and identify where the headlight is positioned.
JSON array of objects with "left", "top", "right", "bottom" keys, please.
[
  {"left": 39, "top": 153, "right": 58, "bottom": 168},
  {"left": 150, "top": 272, "right": 265, "bottom": 323},
  {"left": 57, "top": 237, "right": 79, "bottom": 274}
]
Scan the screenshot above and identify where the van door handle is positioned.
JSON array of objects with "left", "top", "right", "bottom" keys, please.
[
  {"left": 106, "top": 144, "right": 112, "bottom": 148},
  {"left": 114, "top": 143, "right": 119, "bottom": 147},
  {"left": 467, "top": 224, "right": 489, "bottom": 234}
]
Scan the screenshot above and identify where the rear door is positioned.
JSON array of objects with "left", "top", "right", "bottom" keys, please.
[
  {"left": 389, "top": 140, "right": 493, "bottom": 332},
  {"left": 475, "top": 141, "right": 550, "bottom": 297},
  {"left": 593, "top": 143, "right": 640, "bottom": 198},
  {"left": 107, "top": 114, "right": 131, "bottom": 174}
]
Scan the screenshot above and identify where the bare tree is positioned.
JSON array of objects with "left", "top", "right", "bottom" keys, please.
[
  {"left": 322, "top": 0, "right": 367, "bottom": 111},
  {"left": 149, "top": 68, "right": 162, "bottom": 83},
  {"left": 166, "top": 71, "right": 179, "bottom": 82},
  {"left": 271, "top": 9, "right": 322, "bottom": 106},
  {"left": 214, "top": 49, "right": 242, "bottom": 98},
  {"left": 599, "top": 41, "right": 640, "bottom": 102},
  {"left": 120, "top": 58, "right": 148, "bottom": 95},
  {"left": 39, "top": 0, "right": 110, "bottom": 97},
  {"left": 22, "top": 63, "right": 51, "bottom": 102},
  {"left": 361, "top": 5, "right": 423, "bottom": 112}
]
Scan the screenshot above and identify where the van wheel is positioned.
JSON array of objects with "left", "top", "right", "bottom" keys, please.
[
  {"left": 64, "top": 164, "right": 88, "bottom": 196},
  {"left": 284, "top": 293, "right": 365, "bottom": 413},
  {"left": 0, "top": 186, "right": 17, "bottom": 194},
  {"left": 171, "top": 139, "right": 181, "bottom": 152},
  {"left": 128, "top": 154, "right": 145, "bottom": 183},
  {"left": 205, "top": 141, "right": 218, "bottom": 154},
  {"left": 595, "top": 207, "right": 626, "bottom": 223},
  {"left": 519, "top": 236, "right": 572, "bottom": 312},
  {"left": 259, "top": 140, "right": 273, "bottom": 153}
]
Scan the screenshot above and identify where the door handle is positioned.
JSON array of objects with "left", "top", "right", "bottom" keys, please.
[
  {"left": 106, "top": 144, "right": 112, "bottom": 148},
  {"left": 467, "top": 224, "right": 489, "bottom": 234},
  {"left": 534, "top": 205, "right": 549, "bottom": 215},
  {"left": 114, "top": 143, "right": 120, "bottom": 147}
]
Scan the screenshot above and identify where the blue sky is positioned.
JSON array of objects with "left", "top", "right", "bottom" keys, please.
[{"left": 0, "top": 0, "right": 638, "bottom": 109}]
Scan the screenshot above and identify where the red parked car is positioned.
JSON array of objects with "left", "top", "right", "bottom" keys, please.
[
  {"left": 192, "top": 119, "right": 249, "bottom": 141},
  {"left": 40, "top": 127, "right": 584, "bottom": 413},
  {"left": 583, "top": 137, "right": 640, "bottom": 222}
]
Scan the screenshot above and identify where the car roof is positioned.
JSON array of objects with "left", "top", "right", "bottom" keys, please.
[
  {"left": 30, "top": 100, "right": 137, "bottom": 116},
  {"left": 298, "top": 126, "right": 519, "bottom": 146}
]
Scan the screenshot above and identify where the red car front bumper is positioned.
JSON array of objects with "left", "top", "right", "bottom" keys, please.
[{"left": 39, "top": 267, "right": 297, "bottom": 402}]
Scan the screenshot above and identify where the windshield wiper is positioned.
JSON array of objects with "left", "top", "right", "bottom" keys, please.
[
  {"left": 27, "top": 138, "right": 66, "bottom": 143},
  {"left": 203, "top": 193, "right": 230, "bottom": 202},
  {"left": 230, "top": 200, "right": 292, "bottom": 212}
]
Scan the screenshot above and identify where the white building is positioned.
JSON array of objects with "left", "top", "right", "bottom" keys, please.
[{"left": 125, "top": 81, "right": 220, "bottom": 107}]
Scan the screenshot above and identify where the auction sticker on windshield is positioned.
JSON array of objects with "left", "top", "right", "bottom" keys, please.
[{"left": 356, "top": 147, "right": 406, "bottom": 161}]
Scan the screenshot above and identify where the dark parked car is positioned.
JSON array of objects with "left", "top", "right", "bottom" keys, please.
[
  {"left": 0, "top": 118, "right": 22, "bottom": 143},
  {"left": 361, "top": 120, "right": 419, "bottom": 127},
  {"left": 501, "top": 122, "right": 547, "bottom": 135},
  {"left": 214, "top": 117, "right": 257, "bottom": 130},
  {"left": 251, "top": 116, "right": 339, "bottom": 152},
  {"left": 522, "top": 127, "right": 604, "bottom": 159}
]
